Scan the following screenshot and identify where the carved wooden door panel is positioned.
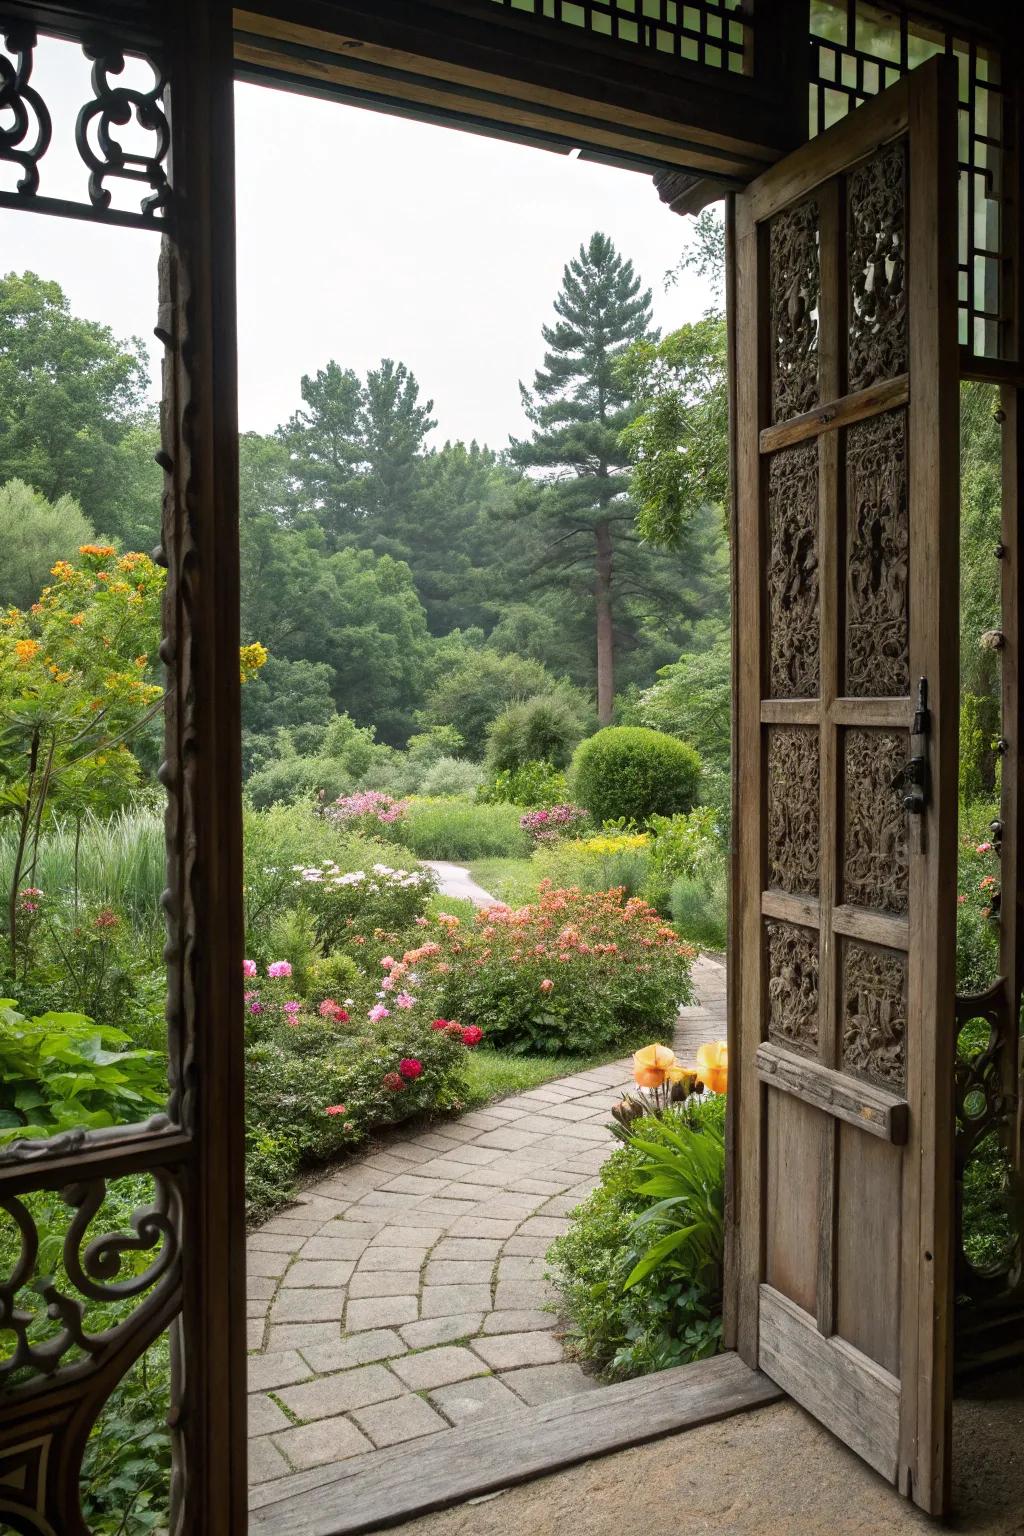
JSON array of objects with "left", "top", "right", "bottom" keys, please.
[{"left": 731, "top": 58, "right": 959, "bottom": 1517}]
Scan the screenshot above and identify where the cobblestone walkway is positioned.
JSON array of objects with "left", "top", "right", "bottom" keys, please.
[{"left": 247, "top": 955, "right": 726, "bottom": 1492}]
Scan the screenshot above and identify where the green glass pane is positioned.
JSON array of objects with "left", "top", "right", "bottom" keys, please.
[{"left": 593, "top": 10, "right": 612, "bottom": 31}]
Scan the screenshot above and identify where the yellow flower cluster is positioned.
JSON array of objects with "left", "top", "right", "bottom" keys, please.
[
  {"left": 578, "top": 832, "right": 650, "bottom": 856},
  {"left": 239, "top": 641, "right": 269, "bottom": 683}
]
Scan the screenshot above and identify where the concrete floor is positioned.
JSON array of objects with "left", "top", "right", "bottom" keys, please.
[{"left": 400, "top": 1372, "right": 1024, "bottom": 1536}]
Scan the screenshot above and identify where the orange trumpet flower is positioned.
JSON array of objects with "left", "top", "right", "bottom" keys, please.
[{"left": 696, "top": 1040, "right": 728, "bottom": 1094}]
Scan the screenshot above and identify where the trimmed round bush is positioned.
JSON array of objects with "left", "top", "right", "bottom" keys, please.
[{"left": 570, "top": 727, "right": 702, "bottom": 825}]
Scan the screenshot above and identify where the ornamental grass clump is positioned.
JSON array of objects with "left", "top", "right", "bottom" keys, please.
[{"left": 413, "top": 881, "right": 695, "bottom": 1055}]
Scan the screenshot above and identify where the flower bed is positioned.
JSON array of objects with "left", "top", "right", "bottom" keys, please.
[{"left": 411, "top": 882, "right": 695, "bottom": 1055}]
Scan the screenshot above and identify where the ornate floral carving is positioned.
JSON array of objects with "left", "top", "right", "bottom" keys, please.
[
  {"left": 841, "top": 941, "right": 906, "bottom": 1089},
  {"left": 766, "top": 921, "right": 819, "bottom": 1056},
  {"left": 770, "top": 198, "right": 820, "bottom": 422},
  {"left": 0, "top": 24, "right": 52, "bottom": 195},
  {"left": 845, "top": 409, "right": 909, "bottom": 696},
  {"left": 0, "top": 1172, "right": 181, "bottom": 1387},
  {"left": 767, "top": 727, "right": 820, "bottom": 895},
  {"left": 767, "top": 443, "right": 820, "bottom": 698},
  {"left": 843, "top": 729, "right": 909, "bottom": 915},
  {"left": 848, "top": 141, "right": 907, "bottom": 391},
  {"left": 75, "top": 39, "right": 170, "bottom": 220}
]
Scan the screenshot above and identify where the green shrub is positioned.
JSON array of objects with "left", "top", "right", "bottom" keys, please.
[
  {"left": 417, "top": 884, "right": 694, "bottom": 1055},
  {"left": 388, "top": 797, "right": 530, "bottom": 860},
  {"left": 479, "top": 759, "right": 568, "bottom": 808},
  {"left": 242, "top": 802, "right": 394, "bottom": 944},
  {"left": 570, "top": 727, "right": 702, "bottom": 825},
  {"left": 485, "top": 692, "right": 586, "bottom": 772},
  {"left": 419, "top": 756, "right": 485, "bottom": 798},
  {"left": 669, "top": 866, "right": 728, "bottom": 953},
  {"left": 304, "top": 951, "right": 361, "bottom": 1009},
  {"left": 547, "top": 1096, "right": 725, "bottom": 1379}
]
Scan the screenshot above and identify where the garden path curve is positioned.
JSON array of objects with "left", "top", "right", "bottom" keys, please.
[
  {"left": 420, "top": 859, "right": 497, "bottom": 907},
  {"left": 246, "top": 863, "right": 726, "bottom": 1496}
]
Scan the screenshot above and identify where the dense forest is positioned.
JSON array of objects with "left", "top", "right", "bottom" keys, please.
[{"left": 0, "top": 224, "right": 732, "bottom": 795}]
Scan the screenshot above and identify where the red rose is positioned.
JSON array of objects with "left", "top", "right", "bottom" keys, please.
[
  {"left": 333, "top": 1007, "right": 350, "bottom": 1023},
  {"left": 431, "top": 1018, "right": 451, "bottom": 1031},
  {"left": 324, "top": 1104, "right": 347, "bottom": 1116},
  {"left": 382, "top": 1072, "right": 405, "bottom": 1092},
  {"left": 460, "top": 1026, "right": 483, "bottom": 1048},
  {"left": 398, "top": 1058, "right": 423, "bottom": 1079}
]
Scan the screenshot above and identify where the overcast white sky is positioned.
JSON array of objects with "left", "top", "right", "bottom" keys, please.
[{"left": 2, "top": 39, "right": 715, "bottom": 450}]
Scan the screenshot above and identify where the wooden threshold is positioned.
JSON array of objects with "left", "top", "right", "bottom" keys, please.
[{"left": 248, "top": 1352, "right": 781, "bottom": 1535}]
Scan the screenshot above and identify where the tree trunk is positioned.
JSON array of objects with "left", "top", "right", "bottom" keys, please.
[{"left": 595, "top": 518, "right": 615, "bottom": 725}]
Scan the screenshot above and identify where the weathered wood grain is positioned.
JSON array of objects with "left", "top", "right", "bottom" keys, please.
[
  {"left": 756, "top": 1042, "right": 909, "bottom": 1142},
  {"left": 758, "top": 1284, "right": 901, "bottom": 1482},
  {"left": 248, "top": 1353, "right": 782, "bottom": 1534}
]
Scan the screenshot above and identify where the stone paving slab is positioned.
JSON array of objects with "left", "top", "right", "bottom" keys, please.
[{"left": 247, "top": 953, "right": 726, "bottom": 1489}]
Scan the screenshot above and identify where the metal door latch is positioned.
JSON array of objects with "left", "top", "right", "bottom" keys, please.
[{"left": 891, "top": 678, "right": 930, "bottom": 840}]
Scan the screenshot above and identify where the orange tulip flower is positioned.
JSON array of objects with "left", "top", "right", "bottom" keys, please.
[
  {"left": 696, "top": 1040, "right": 728, "bottom": 1094},
  {"left": 633, "top": 1042, "right": 676, "bottom": 1089}
]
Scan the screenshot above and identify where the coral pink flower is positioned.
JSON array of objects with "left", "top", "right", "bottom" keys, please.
[
  {"left": 268, "top": 960, "right": 292, "bottom": 978},
  {"left": 325, "top": 1104, "right": 347, "bottom": 1116},
  {"left": 395, "top": 992, "right": 416, "bottom": 1009},
  {"left": 381, "top": 956, "right": 397, "bottom": 970},
  {"left": 398, "top": 1057, "right": 423, "bottom": 1079},
  {"left": 539, "top": 978, "right": 554, "bottom": 992},
  {"left": 382, "top": 1072, "right": 405, "bottom": 1092},
  {"left": 243, "top": 959, "right": 257, "bottom": 978},
  {"left": 319, "top": 999, "right": 339, "bottom": 1017},
  {"left": 461, "top": 1026, "right": 483, "bottom": 1047},
  {"left": 368, "top": 1004, "right": 390, "bottom": 1023}
]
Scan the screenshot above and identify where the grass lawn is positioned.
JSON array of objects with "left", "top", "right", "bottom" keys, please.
[
  {"left": 461, "top": 1044, "right": 626, "bottom": 1107},
  {"left": 467, "top": 856, "right": 538, "bottom": 906}
]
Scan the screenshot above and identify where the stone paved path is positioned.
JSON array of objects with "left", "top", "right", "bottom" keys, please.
[
  {"left": 247, "top": 932, "right": 726, "bottom": 1492},
  {"left": 421, "top": 859, "right": 497, "bottom": 908}
]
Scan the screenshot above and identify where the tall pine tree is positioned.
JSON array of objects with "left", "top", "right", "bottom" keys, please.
[{"left": 510, "top": 233, "right": 655, "bottom": 723}]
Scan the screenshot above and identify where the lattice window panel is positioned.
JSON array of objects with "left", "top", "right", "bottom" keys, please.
[
  {"left": 809, "top": 1, "right": 1012, "bottom": 360},
  {"left": 480, "top": 0, "right": 750, "bottom": 72}
]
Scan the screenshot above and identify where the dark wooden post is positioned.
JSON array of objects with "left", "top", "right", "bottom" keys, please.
[{"left": 160, "top": 1, "right": 248, "bottom": 1526}]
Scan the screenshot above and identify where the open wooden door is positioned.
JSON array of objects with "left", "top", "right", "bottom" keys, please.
[{"left": 730, "top": 57, "right": 959, "bottom": 1516}]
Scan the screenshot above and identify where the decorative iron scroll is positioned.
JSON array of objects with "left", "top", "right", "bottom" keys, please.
[
  {"left": 767, "top": 727, "right": 820, "bottom": 896},
  {"left": 0, "top": 25, "right": 169, "bottom": 229},
  {"left": 847, "top": 141, "right": 907, "bottom": 391},
  {"left": 843, "top": 729, "right": 909, "bottom": 915},
  {"left": 954, "top": 984, "right": 1021, "bottom": 1299},
  {"left": 77, "top": 38, "right": 170, "bottom": 219},
  {"left": 845, "top": 409, "right": 909, "bottom": 697},
  {"left": 841, "top": 940, "right": 906, "bottom": 1090},
  {"left": 767, "top": 443, "right": 820, "bottom": 698},
  {"left": 0, "top": 1172, "right": 180, "bottom": 1388},
  {"left": 0, "top": 23, "right": 52, "bottom": 194},
  {"left": 766, "top": 921, "right": 819, "bottom": 1057},
  {"left": 769, "top": 198, "right": 820, "bottom": 423}
]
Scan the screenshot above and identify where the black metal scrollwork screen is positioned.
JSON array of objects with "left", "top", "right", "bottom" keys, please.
[{"left": 0, "top": 7, "right": 245, "bottom": 1532}]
